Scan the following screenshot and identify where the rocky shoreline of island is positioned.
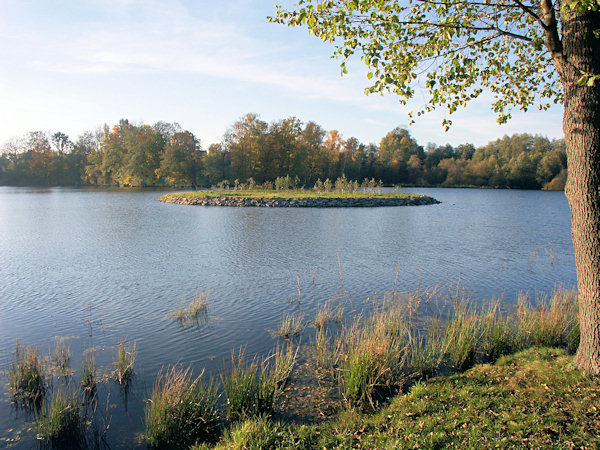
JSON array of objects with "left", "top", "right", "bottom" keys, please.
[{"left": 158, "top": 193, "right": 440, "bottom": 208}]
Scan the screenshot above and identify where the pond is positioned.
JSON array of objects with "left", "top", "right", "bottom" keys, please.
[{"left": 0, "top": 187, "right": 576, "bottom": 448}]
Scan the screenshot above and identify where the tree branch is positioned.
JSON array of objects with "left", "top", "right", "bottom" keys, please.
[
  {"left": 343, "top": 16, "right": 533, "bottom": 42},
  {"left": 540, "top": 0, "right": 564, "bottom": 72}
]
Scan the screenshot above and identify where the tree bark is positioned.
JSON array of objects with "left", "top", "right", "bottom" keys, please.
[{"left": 560, "top": 8, "right": 600, "bottom": 374}]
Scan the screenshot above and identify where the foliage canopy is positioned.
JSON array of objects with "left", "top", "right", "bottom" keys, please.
[{"left": 270, "top": 0, "right": 576, "bottom": 128}]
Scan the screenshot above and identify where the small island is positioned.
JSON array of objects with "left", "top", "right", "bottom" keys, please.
[{"left": 158, "top": 189, "right": 440, "bottom": 208}]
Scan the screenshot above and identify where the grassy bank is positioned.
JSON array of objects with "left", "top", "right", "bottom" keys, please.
[
  {"left": 159, "top": 189, "right": 423, "bottom": 201},
  {"left": 204, "top": 347, "right": 600, "bottom": 449}
]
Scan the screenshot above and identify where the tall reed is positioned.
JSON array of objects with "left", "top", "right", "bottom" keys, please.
[
  {"left": 36, "top": 389, "right": 83, "bottom": 447},
  {"left": 479, "top": 302, "right": 514, "bottom": 363},
  {"left": 81, "top": 350, "right": 96, "bottom": 393},
  {"left": 113, "top": 340, "right": 136, "bottom": 385},
  {"left": 443, "top": 302, "right": 480, "bottom": 371},
  {"left": 8, "top": 342, "right": 46, "bottom": 403},
  {"left": 338, "top": 306, "right": 410, "bottom": 410},
  {"left": 145, "top": 366, "right": 220, "bottom": 448},
  {"left": 516, "top": 290, "right": 579, "bottom": 353},
  {"left": 221, "top": 346, "right": 296, "bottom": 423}
]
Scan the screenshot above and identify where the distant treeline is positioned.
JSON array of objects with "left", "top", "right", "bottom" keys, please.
[{"left": 0, "top": 113, "right": 567, "bottom": 190}]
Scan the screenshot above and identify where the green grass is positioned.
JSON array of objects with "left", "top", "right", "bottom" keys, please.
[
  {"left": 113, "top": 340, "right": 136, "bottom": 385},
  {"left": 338, "top": 310, "right": 410, "bottom": 411},
  {"left": 160, "top": 189, "right": 423, "bottom": 201},
  {"left": 8, "top": 342, "right": 46, "bottom": 404},
  {"left": 171, "top": 291, "right": 209, "bottom": 324},
  {"left": 81, "top": 350, "right": 96, "bottom": 393},
  {"left": 221, "top": 347, "right": 296, "bottom": 423},
  {"left": 206, "top": 347, "right": 600, "bottom": 449},
  {"left": 313, "top": 302, "right": 343, "bottom": 330},
  {"left": 515, "top": 290, "right": 579, "bottom": 353},
  {"left": 443, "top": 302, "right": 480, "bottom": 371},
  {"left": 274, "top": 313, "right": 305, "bottom": 339},
  {"left": 52, "top": 337, "right": 71, "bottom": 377},
  {"left": 36, "top": 389, "right": 83, "bottom": 447},
  {"left": 145, "top": 366, "right": 220, "bottom": 449}
]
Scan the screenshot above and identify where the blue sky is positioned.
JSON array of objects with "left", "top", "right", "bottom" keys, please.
[{"left": 0, "top": 0, "right": 564, "bottom": 149}]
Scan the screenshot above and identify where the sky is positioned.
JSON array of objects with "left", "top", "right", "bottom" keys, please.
[{"left": 0, "top": 0, "right": 565, "bottom": 150}]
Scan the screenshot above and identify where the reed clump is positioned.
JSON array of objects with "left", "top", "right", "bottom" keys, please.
[
  {"left": 314, "top": 303, "right": 344, "bottom": 330},
  {"left": 113, "top": 340, "right": 136, "bottom": 385},
  {"left": 81, "top": 350, "right": 96, "bottom": 393},
  {"left": 221, "top": 346, "right": 296, "bottom": 423},
  {"left": 338, "top": 307, "right": 411, "bottom": 410},
  {"left": 9, "top": 342, "right": 46, "bottom": 404},
  {"left": 515, "top": 290, "right": 579, "bottom": 353},
  {"left": 36, "top": 389, "right": 83, "bottom": 447},
  {"left": 172, "top": 291, "right": 209, "bottom": 324},
  {"left": 314, "top": 287, "right": 580, "bottom": 412},
  {"left": 443, "top": 303, "right": 480, "bottom": 371},
  {"left": 52, "top": 337, "right": 71, "bottom": 377},
  {"left": 145, "top": 366, "right": 220, "bottom": 449},
  {"left": 275, "top": 313, "right": 305, "bottom": 339}
]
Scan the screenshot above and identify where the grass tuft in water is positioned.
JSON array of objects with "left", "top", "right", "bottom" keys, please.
[
  {"left": 443, "top": 302, "right": 480, "bottom": 371},
  {"left": 172, "top": 291, "right": 209, "bottom": 324},
  {"left": 338, "top": 307, "right": 410, "bottom": 411},
  {"left": 81, "top": 350, "right": 96, "bottom": 393},
  {"left": 314, "top": 303, "right": 344, "bottom": 330},
  {"left": 145, "top": 366, "right": 220, "bottom": 449},
  {"left": 36, "top": 389, "right": 83, "bottom": 447},
  {"left": 113, "top": 340, "right": 136, "bottom": 385},
  {"left": 267, "top": 342, "right": 298, "bottom": 390},
  {"left": 275, "top": 313, "right": 305, "bottom": 339},
  {"left": 52, "top": 337, "right": 71, "bottom": 377},
  {"left": 221, "top": 346, "right": 294, "bottom": 423},
  {"left": 8, "top": 342, "right": 46, "bottom": 404},
  {"left": 406, "top": 317, "right": 446, "bottom": 379},
  {"left": 515, "top": 290, "right": 579, "bottom": 353},
  {"left": 479, "top": 302, "right": 515, "bottom": 363}
]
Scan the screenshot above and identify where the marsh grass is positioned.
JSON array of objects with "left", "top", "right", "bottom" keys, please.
[
  {"left": 443, "top": 303, "right": 480, "bottom": 371},
  {"left": 314, "top": 303, "right": 344, "bottom": 330},
  {"left": 274, "top": 313, "right": 305, "bottom": 339},
  {"left": 52, "top": 337, "right": 71, "bottom": 377},
  {"left": 515, "top": 290, "right": 579, "bottom": 353},
  {"left": 338, "top": 308, "right": 410, "bottom": 410},
  {"left": 221, "top": 346, "right": 296, "bottom": 423},
  {"left": 405, "top": 318, "right": 446, "bottom": 379},
  {"left": 113, "top": 340, "right": 136, "bottom": 385},
  {"left": 9, "top": 342, "right": 46, "bottom": 404},
  {"left": 479, "top": 302, "right": 515, "bottom": 363},
  {"left": 81, "top": 350, "right": 96, "bottom": 393},
  {"left": 145, "top": 366, "right": 220, "bottom": 448},
  {"left": 36, "top": 389, "right": 83, "bottom": 447},
  {"left": 172, "top": 291, "right": 209, "bottom": 325},
  {"left": 313, "top": 327, "right": 343, "bottom": 376},
  {"left": 325, "top": 287, "right": 580, "bottom": 412},
  {"left": 268, "top": 343, "right": 298, "bottom": 389}
]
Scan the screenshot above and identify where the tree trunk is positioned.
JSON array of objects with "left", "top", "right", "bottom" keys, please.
[{"left": 561, "top": 8, "right": 600, "bottom": 374}]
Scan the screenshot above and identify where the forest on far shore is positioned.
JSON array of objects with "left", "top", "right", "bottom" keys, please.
[{"left": 0, "top": 113, "right": 567, "bottom": 190}]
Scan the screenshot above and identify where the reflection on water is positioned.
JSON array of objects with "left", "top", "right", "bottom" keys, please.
[{"left": 0, "top": 187, "right": 576, "bottom": 448}]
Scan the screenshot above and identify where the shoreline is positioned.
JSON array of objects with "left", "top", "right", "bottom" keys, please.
[{"left": 158, "top": 193, "right": 440, "bottom": 208}]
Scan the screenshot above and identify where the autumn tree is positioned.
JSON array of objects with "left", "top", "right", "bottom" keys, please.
[
  {"left": 272, "top": 1, "right": 600, "bottom": 373},
  {"left": 157, "top": 131, "right": 202, "bottom": 187}
]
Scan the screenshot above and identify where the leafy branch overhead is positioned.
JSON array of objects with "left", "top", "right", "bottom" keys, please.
[{"left": 270, "top": 0, "right": 596, "bottom": 128}]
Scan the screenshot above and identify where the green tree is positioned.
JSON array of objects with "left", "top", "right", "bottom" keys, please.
[
  {"left": 226, "top": 113, "right": 268, "bottom": 182},
  {"left": 156, "top": 131, "right": 202, "bottom": 187},
  {"left": 273, "top": 1, "right": 600, "bottom": 373}
]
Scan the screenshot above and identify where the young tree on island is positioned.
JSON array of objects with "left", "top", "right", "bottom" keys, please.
[{"left": 272, "top": 1, "right": 600, "bottom": 373}]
